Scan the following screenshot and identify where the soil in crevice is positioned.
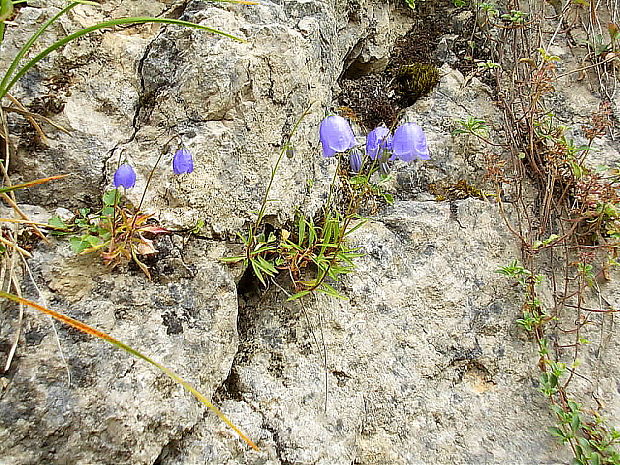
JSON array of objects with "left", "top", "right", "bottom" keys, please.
[{"left": 338, "top": 0, "right": 494, "bottom": 130}]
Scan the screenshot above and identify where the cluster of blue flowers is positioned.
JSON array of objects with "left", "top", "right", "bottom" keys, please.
[
  {"left": 113, "top": 148, "right": 194, "bottom": 189},
  {"left": 319, "top": 115, "right": 429, "bottom": 172}
]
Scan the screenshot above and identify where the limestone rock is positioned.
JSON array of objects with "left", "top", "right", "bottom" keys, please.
[{"left": 1, "top": 0, "right": 619, "bottom": 464}]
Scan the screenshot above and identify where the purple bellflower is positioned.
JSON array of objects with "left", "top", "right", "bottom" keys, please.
[
  {"left": 173, "top": 148, "right": 194, "bottom": 174},
  {"left": 319, "top": 115, "right": 357, "bottom": 157},
  {"left": 392, "top": 123, "right": 430, "bottom": 161},
  {"left": 113, "top": 163, "right": 136, "bottom": 188},
  {"left": 366, "top": 125, "right": 393, "bottom": 160},
  {"left": 349, "top": 147, "right": 363, "bottom": 173}
]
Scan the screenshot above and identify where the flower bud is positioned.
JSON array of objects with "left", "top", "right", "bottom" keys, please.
[
  {"left": 349, "top": 147, "right": 363, "bottom": 173},
  {"left": 319, "top": 115, "right": 357, "bottom": 157},
  {"left": 392, "top": 123, "right": 430, "bottom": 161},
  {"left": 113, "top": 163, "right": 136, "bottom": 188},
  {"left": 173, "top": 148, "right": 194, "bottom": 174}
]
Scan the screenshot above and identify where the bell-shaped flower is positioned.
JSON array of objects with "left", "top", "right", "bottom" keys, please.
[
  {"left": 392, "top": 123, "right": 430, "bottom": 161},
  {"left": 319, "top": 115, "right": 357, "bottom": 157},
  {"left": 173, "top": 148, "right": 194, "bottom": 174},
  {"left": 366, "top": 125, "right": 393, "bottom": 160},
  {"left": 113, "top": 163, "right": 136, "bottom": 188},
  {"left": 349, "top": 147, "right": 363, "bottom": 173}
]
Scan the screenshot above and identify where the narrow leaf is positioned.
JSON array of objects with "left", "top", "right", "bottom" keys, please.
[
  {"left": 298, "top": 216, "right": 306, "bottom": 245},
  {"left": 219, "top": 256, "right": 246, "bottom": 263},
  {"left": 0, "top": 174, "right": 69, "bottom": 194},
  {"left": 0, "top": 2, "right": 79, "bottom": 95},
  {"left": 317, "top": 284, "right": 348, "bottom": 300},
  {"left": 2, "top": 18, "right": 244, "bottom": 98},
  {"left": 0, "top": 290, "right": 259, "bottom": 451},
  {"left": 251, "top": 259, "right": 266, "bottom": 285},
  {"left": 287, "top": 290, "right": 311, "bottom": 301},
  {"left": 344, "top": 219, "right": 367, "bottom": 237}
]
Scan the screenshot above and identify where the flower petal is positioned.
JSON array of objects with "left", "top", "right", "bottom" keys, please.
[
  {"left": 366, "top": 125, "right": 392, "bottom": 160},
  {"left": 113, "top": 163, "right": 136, "bottom": 189},
  {"left": 173, "top": 148, "right": 194, "bottom": 174},
  {"left": 392, "top": 123, "right": 429, "bottom": 162},
  {"left": 319, "top": 115, "right": 356, "bottom": 157}
]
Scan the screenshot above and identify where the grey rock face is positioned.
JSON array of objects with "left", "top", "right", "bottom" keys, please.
[
  {"left": 0, "top": 237, "right": 240, "bottom": 465},
  {"left": 1, "top": 0, "right": 619, "bottom": 464},
  {"left": 153, "top": 200, "right": 576, "bottom": 465}
]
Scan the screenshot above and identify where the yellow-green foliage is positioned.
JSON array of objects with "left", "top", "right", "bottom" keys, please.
[{"left": 395, "top": 63, "right": 440, "bottom": 102}]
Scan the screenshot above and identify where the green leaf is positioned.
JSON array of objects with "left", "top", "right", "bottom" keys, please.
[
  {"left": 69, "top": 236, "right": 89, "bottom": 254},
  {"left": 103, "top": 189, "right": 121, "bottom": 206},
  {"left": 256, "top": 256, "right": 277, "bottom": 275},
  {"left": 317, "top": 283, "right": 348, "bottom": 300},
  {"left": 0, "top": 0, "right": 14, "bottom": 22},
  {"left": 253, "top": 244, "right": 277, "bottom": 254},
  {"left": 97, "top": 228, "right": 112, "bottom": 241},
  {"left": 287, "top": 290, "right": 311, "bottom": 301},
  {"left": 298, "top": 215, "right": 306, "bottom": 245},
  {"left": 101, "top": 206, "right": 115, "bottom": 217},
  {"left": 550, "top": 405, "right": 564, "bottom": 416},
  {"left": 349, "top": 175, "right": 368, "bottom": 185},
  {"left": 344, "top": 219, "right": 367, "bottom": 237},
  {"left": 382, "top": 193, "right": 394, "bottom": 204},
  {"left": 308, "top": 220, "right": 317, "bottom": 244},
  {"left": 577, "top": 437, "right": 592, "bottom": 456},
  {"left": 220, "top": 255, "right": 246, "bottom": 263},
  {"left": 48, "top": 215, "right": 69, "bottom": 230},
  {"left": 1, "top": 16, "right": 244, "bottom": 98},
  {"left": 549, "top": 426, "right": 567, "bottom": 441},
  {"left": 574, "top": 443, "right": 584, "bottom": 460},
  {"left": 85, "top": 234, "right": 102, "bottom": 247},
  {"left": 251, "top": 259, "right": 266, "bottom": 286}
]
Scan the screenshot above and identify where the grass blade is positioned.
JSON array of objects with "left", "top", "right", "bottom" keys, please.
[
  {"left": 1, "top": 17, "right": 244, "bottom": 98},
  {"left": 0, "top": 290, "right": 259, "bottom": 451},
  {"left": 0, "top": 2, "right": 79, "bottom": 96},
  {"left": 0, "top": 174, "right": 68, "bottom": 194},
  {"left": 344, "top": 218, "right": 367, "bottom": 237}
]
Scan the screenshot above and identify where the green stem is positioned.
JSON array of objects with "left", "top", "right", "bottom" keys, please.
[
  {"left": 125, "top": 151, "right": 164, "bottom": 245},
  {"left": 323, "top": 155, "right": 340, "bottom": 214},
  {"left": 253, "top": 103, "right": 314, "bottom": 233}
]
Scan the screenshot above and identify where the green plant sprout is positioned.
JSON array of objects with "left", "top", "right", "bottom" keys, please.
[
  {"left": 476, "top": 60, "right": 501, "bottom": 71},
  {"left": 496, "top": 9, "right": 528, "bottom": 25},
  {"left": 49, "top": 189, "right": 169, "bottom": 278},
  {"left": 453, "top": 116, "right": 489, "bottom": 137}
]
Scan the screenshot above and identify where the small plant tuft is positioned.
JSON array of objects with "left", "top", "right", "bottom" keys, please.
[{"left": 394, "top": 63, "right": 441, "bottom": 104}]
